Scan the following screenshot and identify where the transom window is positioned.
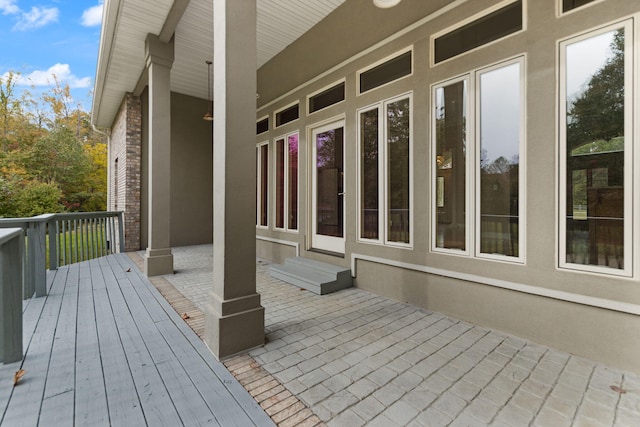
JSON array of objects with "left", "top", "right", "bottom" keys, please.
[
  {"left": 561, "top": 0, "right": 598, "bottom": 13},
  {"left": 275, "top": 104, "right": 299, "bottom": 128},
  {"left": 358, "top": 93, "right": 412, "bottom": 246},
  {"left": 432, "top": 57, "right": 525, "bottom": 262},
  {"left": 559, "top": 21, "right": 632, "bottom": 276},
  {"left": 433, "top": 0, "right": 523, "bottom": 64},
  {"left": 359, "top": 50, "right": 412, "bottom": 94},
  {"left": 309, "top": 81, "right": 345, "bottom": 114}
]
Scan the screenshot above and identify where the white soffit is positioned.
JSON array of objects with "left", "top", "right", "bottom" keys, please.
[{"left": 93, "top": 0, "right": 345, "bottom": 128}]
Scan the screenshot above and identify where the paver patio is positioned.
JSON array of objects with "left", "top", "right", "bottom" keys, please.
[{"left": 161, "top": 245, "right": 640, "bottom": 427}]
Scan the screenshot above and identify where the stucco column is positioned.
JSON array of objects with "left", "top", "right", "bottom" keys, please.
[
  {"left": 143, "top": 34, "right": 174, "bottom": 276},
  {"left": 204, "top": 0, "right": 264, "bottom": 358}
]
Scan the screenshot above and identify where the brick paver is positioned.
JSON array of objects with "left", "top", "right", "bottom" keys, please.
[{"left": 159, "top": 245, "right": 640, "bottom": 426}]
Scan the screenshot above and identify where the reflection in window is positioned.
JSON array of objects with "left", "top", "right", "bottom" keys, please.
[
  {"left": 387, "top": 98, "right": 411, "bottom": 244},
  {"left": 288, "top": 134, "right": 298, "bottom": 230},
  {"left": 479, "top": 62, "right": 521, "bottom": 257},
  {"left": 434, "top": 80, "right": 467, "bottom": 250},
  {"left": 358, "top": 95, "right": 411, "bottom": 245},
  {"left": 564, "top": 28, "right": 626, "bottom": 270},
  {"left": 256, "top": 143, "right": 268, "bottom": 227},
  {"left": 275, "top": 132, "right": 299, "bottom": 231},
  {"left": 360, "top": 108, "right": 379, "bottom": 240}
]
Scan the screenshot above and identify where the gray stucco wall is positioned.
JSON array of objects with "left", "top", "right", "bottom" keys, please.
[
  {"left": 140, "top": 89, "right": 213, "bottom": 249},
  {"left": 255, "top": 0, "right": 640, "bottom": 372}
]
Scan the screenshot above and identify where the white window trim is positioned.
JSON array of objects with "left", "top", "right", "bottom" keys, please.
[
  {"left": 306, "top": 79, "right": 346, "bottom": 116},
  {"left": 356, "top": 103, "right": 385, "bottom": 245},
  {"left": 256, "top": 141, "right": 269, "bottom": 229},
  {"left": 430, "top": 74, "right": 472, "bottom": 256},
  {"left": 273, "top": 131, "right": 300, "bottom": 233},
  {"left": 356, "top": 46, "right": 414, "bottom": 96},
  {"left": 430, "top": 0, "right": 526, "bottom": 68},
  {"left": 273, "top": 101, "right": 300, "bottom": 129},
  {"left": 356, "top": 92, "right": 413, "bottom": 248},
  {"left": 474, "top": 56, "right": 527, "bottom": 264},
  {"left": 556, "top": 0, "right": 606, "bottom": 18},
  {"left": 558, "top": 19, "right": 634, "bottom": 278}
]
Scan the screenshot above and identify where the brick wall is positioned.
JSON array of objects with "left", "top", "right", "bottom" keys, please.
[{"left": 109, "top": 93, "right": 142, "bottom": 251}]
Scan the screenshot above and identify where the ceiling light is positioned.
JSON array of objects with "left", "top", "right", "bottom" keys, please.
[{"left": 373, "top": 0, "right": 401, "bottom": 8}]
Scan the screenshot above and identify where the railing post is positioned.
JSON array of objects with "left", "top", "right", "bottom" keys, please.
[
  {"left": 33, "top": 219, "right": 47, "bottom": 297},
  {"left": 0, "top": 228, "right": 24, "bottom": 364},
  {"left": 117, "top": 211, "right": 125, "bottom": 252},
  {"left": 25, "top": 223, "right": 36, "bottom": 299},
  {"left": 49, "top": 216, "right": 58, "bottom": 270}
]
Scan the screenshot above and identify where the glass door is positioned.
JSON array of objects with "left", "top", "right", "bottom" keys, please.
[{"left": 311, "top": 120, "right": 345, "bottom": 253}]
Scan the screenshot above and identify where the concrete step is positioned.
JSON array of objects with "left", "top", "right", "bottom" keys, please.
[{"left": 269, "top": 257, "right": 352, "bottom": 295}]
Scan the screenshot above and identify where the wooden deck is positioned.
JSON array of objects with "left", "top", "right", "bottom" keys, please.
[{"left": 0, "top": 254, "right": 274, "bottom": 427}]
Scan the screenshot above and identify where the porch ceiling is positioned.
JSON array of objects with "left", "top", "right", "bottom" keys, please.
[{"left": 91, "top": 0, "right": 346, "bottom": 129}]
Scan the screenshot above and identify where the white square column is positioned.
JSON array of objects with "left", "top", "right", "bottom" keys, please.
[{"left": 204, "top": 0, "right": 265, "bottom": 358}]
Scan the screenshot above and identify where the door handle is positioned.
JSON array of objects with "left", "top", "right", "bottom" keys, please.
[{"left": 338, "top": 192, "right": 345, "bottom": 196}]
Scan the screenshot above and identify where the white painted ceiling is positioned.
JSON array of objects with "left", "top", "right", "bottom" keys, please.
[{"left": 92, "top": 0, "right": 345, "bottom": 128}]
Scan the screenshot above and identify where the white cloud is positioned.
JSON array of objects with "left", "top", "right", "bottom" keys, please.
[
  {"left": 13, "top": 6, "right": 59, "bottom": 31},
  {"left": 0, "top": 0, "right": 19, "bottom": 15},
  {"left": 81, "top": 2, "right": 103, "bottom": 27},
  {"left": 7, "top": 63, "right": 92, "bottom": 89}
]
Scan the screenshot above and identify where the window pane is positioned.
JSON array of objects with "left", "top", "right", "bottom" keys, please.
[
  {"left": 435, "top": 80, "right": 467, "bottom": 250},
  {"left": 276, "top": 104, "right": 299, "bottom": 127},
  {"left": 257, "top": 117, "right": 269, "bottom": 134},
  {"left": 562, "top": 0, "right": 596, "bottom": 13},
  {"left": 275, "top": 138, "right": 285, "bottom": 228},
  {"left": 259, "top": 145, "right": 268, "bottom": 226},
  {"left": 434, "top": 1, "right": 522, "bottom": 64},
  {"left": 360, "top": 51, "right": 412, "bottom": 93},
  {"left": 310, "top": 82, "right": 345, "bottom": 113},
  {"left": 360, "top": 108, "right": 379, "bottom": 240},
  {"left": 288, "top": 134, "right": 298, "bottom": 230},
  {"left": 479, "top": 63, "right": 520, "bottom": 257},
  {"left": 387, "top": 98, "right": 410, "bottom": 243},
  {"left": 565, "top": 29, "right": 625, "bottom": 269}
]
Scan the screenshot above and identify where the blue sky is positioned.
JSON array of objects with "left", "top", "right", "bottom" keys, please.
[{"left": 0, "top": 0, "right": 103, "bottom": 111}]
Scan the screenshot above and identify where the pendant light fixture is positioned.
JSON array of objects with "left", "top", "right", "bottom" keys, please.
[
  {"left": 373, "top": 0, "right": 401, "bottom": 8},
  {"left": 203, "top": 60, "right": 214, "bottom": 121}
]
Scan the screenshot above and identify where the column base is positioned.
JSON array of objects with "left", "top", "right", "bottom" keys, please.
[
  {"left": 204, "top": 292, "right": 265, "bottom": 359},
  {"left": 143, "top": 248, "right": 174, "bottom": 276}
]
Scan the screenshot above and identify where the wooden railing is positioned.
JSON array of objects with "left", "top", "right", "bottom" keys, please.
[
  {"left": 0, "top": 228, "right": 23, "bottom": 363},
  {"left": 0, "top": 211, "right": 124, "bottom": 300}
]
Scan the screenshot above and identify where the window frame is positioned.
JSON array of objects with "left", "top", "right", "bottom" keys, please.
[
  {"left": 356, "top": 92, "right": 413, "bottom": 248},
  {"left": 429, "top": 56, "right": 526, "bottom": 264},
  {"left": 273, "top": 101, "right": 300, "bottom": 129},
  {"left": 356, "top": 46, "right": 414, "bottom": 96},
  {"left": 430, "top": 0, "right": 526, "bottom": 67},
  {"left": 431, "top": 75, "right": 472, "bottom": 256},
  {"left": 557, "top": 0, "right": 605, "bottom": 17},
  {"left": 273, "top": 131, "right": 300, "bottom": 233},
  {"left": 256, "top": 141, "right": 269, "bottom": 229},
  {"left": 307, "top": 79, "right": 346, "bottom": 116},
  {"left": 558, "top": 19, "right": 634, "bottom": 277},
  {"left": 474, "top": 57, "right": 526, "bottom": 264}
]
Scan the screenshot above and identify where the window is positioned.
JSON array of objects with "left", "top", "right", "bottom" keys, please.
[
  {"left": 275, "top": 104, "right": 299, "bottom": 127},
  {"left": 256, "top": 142, "right": 269, "bottom": 227},
  {"left": 274, "top": 132, "right": 299, "bottom": 231},
  {"left": 358, "top": 94, "right": 412, "bottom": 245},
  {"left": 560, "top": 22, "right": 631, "bottom": 275},
  {"left": 359, "top": 50, "right": 412, "bottom": 94},
  {"left": 434, "top": 78, "right": 468, "bottom": 252},
  {"left": 257, "top": 117, "right": 269, "bottom": 135},
  {"left": 309, "top": 81, "right": 345, "bottom": 114},
  {"left": 432, "top": 58, "right": 524, "bottom": 261},
  {"left": 561, "top": 0, "right": 597, "bottom": 13},
  {"left": 433, "top": 0, "right": 522, "bottom": 64}
]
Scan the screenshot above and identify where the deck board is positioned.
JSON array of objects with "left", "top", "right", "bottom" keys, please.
[
  {"left": 109, "top": 254, "right": 272, "bottom": 425},
  {"left": 0, "top": 254, "right": 273, "bottom": 427}
]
